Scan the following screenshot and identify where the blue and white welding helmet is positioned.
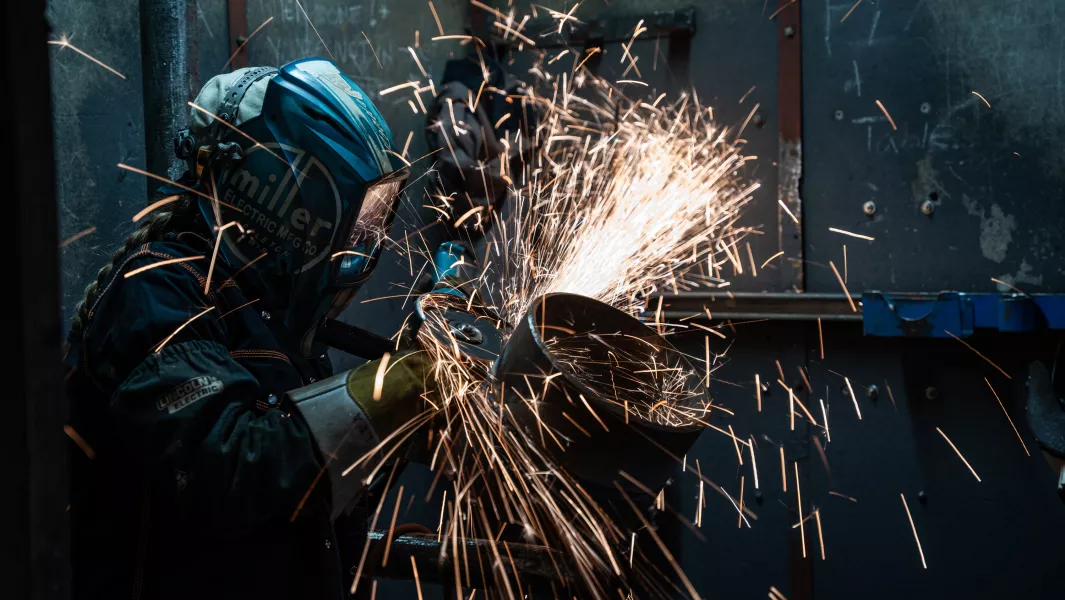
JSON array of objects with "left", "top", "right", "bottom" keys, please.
[{"left": 183, "top": 58, "right": 408, "bottom": 353}]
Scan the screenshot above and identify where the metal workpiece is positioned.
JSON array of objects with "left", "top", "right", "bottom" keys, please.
[
  {"left": 359, "top": 530, "right": 570, "bottom": 588},
  {"left": 495, "top": 293, "right": 706, "bottom": 490},
  {"left": 657, "top": 292, "right": 862, "bottom": 322},
  {"left": 656, "top": 290, "right": 1065, "bottom": 338}
]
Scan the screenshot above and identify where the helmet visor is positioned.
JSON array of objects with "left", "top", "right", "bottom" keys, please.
[{"left": 332, "top": 169, "right": 408, "bottom": 286}]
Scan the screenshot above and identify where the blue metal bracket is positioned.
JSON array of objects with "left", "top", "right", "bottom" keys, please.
[{"left": 862, "top": 292, "right": 1065, "bottom": 338}]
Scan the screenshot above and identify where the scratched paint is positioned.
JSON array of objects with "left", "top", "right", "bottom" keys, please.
[
  {"left": 925, "top": 0, "right": 1065, "bottom": 170},
  {"left": 960, "top": 194, "right": 1016, "bottom": 264}
]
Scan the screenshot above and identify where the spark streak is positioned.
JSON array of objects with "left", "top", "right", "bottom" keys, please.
[
  {"left": 828, "top": 227, "right": 875, "bottom": 241},
  {"left": 153, "top": 306, "right": 215, "bottom": 353},
  {"left": 124, "top": 255, "right": 203, "bottom": 279},
  {"left": 829, "top": 261, "right": 857, "bottom": 312},
  {"left": 984, "top": 377, "right": 1029, "bottom": 456},
  {"left": 944, "top": 330, "right": 1011, "bottom": 379},
  {"left": 49, "top": 38, "right": 126, "bottom": 79},
  {"left": 875, "top": 99, "right": 897, "bottom": 130},
  {"left": 936, "top": 426, "right": 981, "bottom": 482},
  {"left": 900, "top": 493, "right": 927, "bottom": 569},
  {"left": 60, "top": 226, "right": 96, "bottom": 248},
  {"left": 294, "top": 0, "right": 334, "bottom": 59}
]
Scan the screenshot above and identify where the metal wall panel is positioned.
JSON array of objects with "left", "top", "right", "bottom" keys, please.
[
  {"left": 803, "top": 0, "right": 1065, "bottom": 294},
  {"left": 49, "top": 0, "right": 146, "bottom": 319}
]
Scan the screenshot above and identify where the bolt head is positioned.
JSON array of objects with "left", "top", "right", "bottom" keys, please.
[
  {"left": 235, "top": 35, "right": 248, "bottom": 46},
  {"left": 753, "top": 113, "right": 766, "bottom": 127},
  {"left": 261, "top": 310, "right": 271, "bottom": 321},
  {"left": 784, "top": 25, "right": 795, "bottom": 37},
  {"left": 834, "top": 109, "right": 845, "bottom": 121},
  {"left": 925, "top": 386, "right": 938, "bottom": 400},
  {"left": 867, "top": 384, "right": 879, "bottom": 400},
  {"left": 918, "top": 490, "right": 928, "bottom": 504},
  {"left": 754, "top": 490, "right": 764, "bottom": 504},
  {"left": 921, "top": 200, "right": 935, "bottom": 216},
  {"left": 863, "top": 200, "right": 877, "bottom": 216}
]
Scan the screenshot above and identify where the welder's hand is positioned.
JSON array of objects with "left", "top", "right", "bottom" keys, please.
[{"left": 346, "top": 351, "right": 436, "bottom": 439}]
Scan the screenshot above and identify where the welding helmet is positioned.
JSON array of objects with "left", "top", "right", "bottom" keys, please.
[{"left": 179, "top": 58, "right": 407, "bottom": 355}]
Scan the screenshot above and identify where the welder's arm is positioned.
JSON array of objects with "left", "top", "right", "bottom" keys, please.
[
  {"left": 110, "top": 340, "right": 331, "bottom": 536},
  {"left": 286, "top": 351, "right": 431, "bottom": 518}
]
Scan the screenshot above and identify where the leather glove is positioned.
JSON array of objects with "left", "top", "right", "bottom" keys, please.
[{"left": 285, "top": 351, "right": 435, "bottom": 518}]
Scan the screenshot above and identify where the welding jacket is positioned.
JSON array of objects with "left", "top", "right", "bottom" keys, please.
[{"left": 65, "top": 231, "right": 350, "bottom": 600}]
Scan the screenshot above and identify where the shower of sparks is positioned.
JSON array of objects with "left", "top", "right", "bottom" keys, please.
[
  {"left": 221, "top": 17, "right": 274, "bottom": 71},
  {"left": 984, "top": 377, "right": 1030, "bottom": 456},
  {"left": 294, "top": 0, "right": 334, "bottom": 60},
  {"left": 900, "top": 493, "right": 928, "bottom": 568},
  {"left": 828, "top": 227, "right": 874, "bottom": 241},
  {"left": 60, "top": 226, "right": 97, "bottom": 248},
  {"left": 875, "top": 99, "right": 897, "bottom": 130},
  {"left": 124, "top": 255, "right": 203, "bottom": 279},
  {"left": 972, "top": 91, "right": 991, "bottom": 108},
  {"left": 935, "top": 426, "right": 981, "bottom": 482},
  {"left": 49, "top": 37, "right": 127, "bottom": 79},
  {"left": 335, "top": 14, "right": 753, "bottom": 596},
  {"left": 943, "top": 330, "right": 1011, "bottom": 379}
]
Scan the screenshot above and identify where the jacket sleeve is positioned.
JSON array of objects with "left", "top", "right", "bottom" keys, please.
[{"left": 81, "top": 247, "right": 328, "bottom": 539}]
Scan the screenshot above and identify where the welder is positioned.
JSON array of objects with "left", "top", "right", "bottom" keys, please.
[{"left": 64, "top": 58, "right": 429, "bottom": 599}]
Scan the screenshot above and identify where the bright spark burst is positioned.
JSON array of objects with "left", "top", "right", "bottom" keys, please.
[{"left": 341, "top": 16, "right": 756, "bottom": 597}]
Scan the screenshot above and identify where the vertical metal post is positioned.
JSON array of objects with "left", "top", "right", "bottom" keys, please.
[
  {"left": 227, "top": 0, "right": 249, "bottom": 71},
  {"left": 1, "top": 0, "right": 67, "bottom": 597},
  {"left": 777, "top": 0, "right": 804, "bottom": 292},
  {"left": 140, "top": 0, "right": 197, "bottom": 198}
]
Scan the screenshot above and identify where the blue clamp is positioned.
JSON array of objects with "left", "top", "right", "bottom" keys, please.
[{"left": 862, "top": 292, "right": 1065, "bottom": 338}]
